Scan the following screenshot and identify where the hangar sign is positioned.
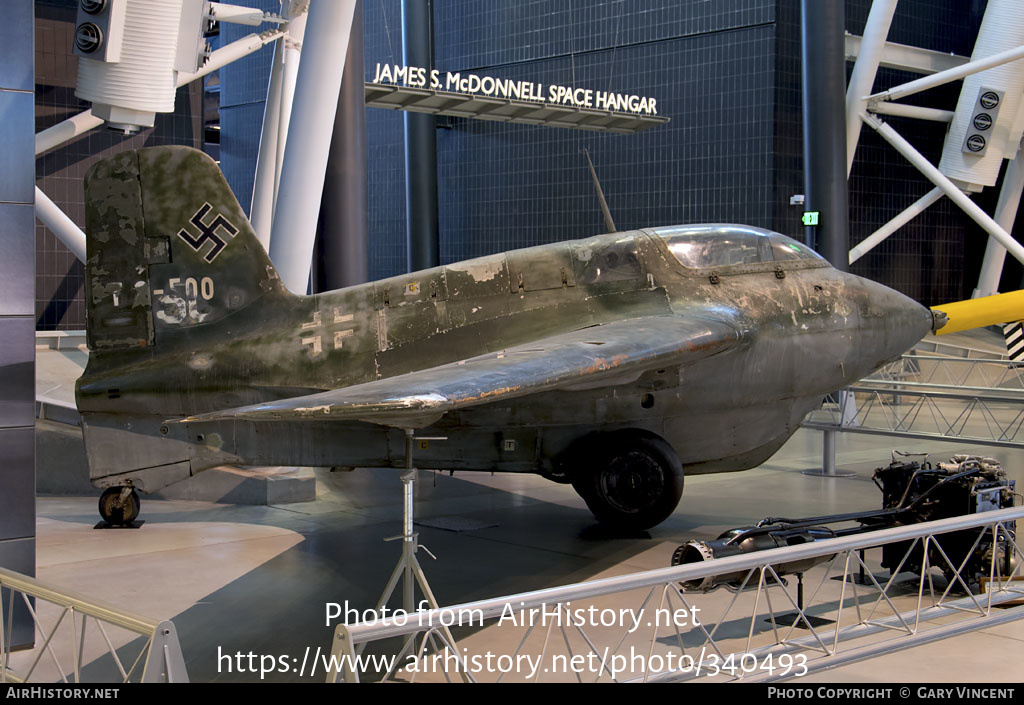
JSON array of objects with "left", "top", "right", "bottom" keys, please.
[{"left": 371, "top": 63, "right": 659, "bottom": 116}]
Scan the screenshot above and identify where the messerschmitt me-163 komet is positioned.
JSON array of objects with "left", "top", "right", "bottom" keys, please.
[{"left": 77, "top": 146, "right": 941, "bottom": 529}]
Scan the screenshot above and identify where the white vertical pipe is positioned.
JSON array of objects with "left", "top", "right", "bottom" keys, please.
[
  {"left": 864, "top": 113, "right": 1024, "bottom": 266},
  {"left": 846, "top": 0, "right": 899, "bottom": 176},
  {"left": 975, "top": 153, "right": 1024, "bottom": 297},
  {"left": 849, "top": 187, "right": 943, "bottom": 263},
  {"left": 273, "top": 12, "right": 306, "bottom": 214},
  {"left": 251, "top": 36, "right": 286, "bottom": 250},
  {"left": 35, "top": 188, "right": 87, "bottom": 262},
  {"left": 268, "top": 0, "right": 356, "bottom": 294}
]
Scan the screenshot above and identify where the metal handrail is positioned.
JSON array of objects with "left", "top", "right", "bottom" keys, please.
[
  {"left": 0, "top": 567, "right": 188, "bottom": 683},
  {"left": 0, "top": 569, "right": 158, "bottom": 635},
  {"left": 842, "top": 384, "right": 1024, "bottom": 404},
  {"left": 342, "top": 506, "right": 1024, "bottom": 644}
]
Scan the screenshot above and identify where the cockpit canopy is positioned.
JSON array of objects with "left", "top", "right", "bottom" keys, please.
[{"left": 651, "top": 224, "right": 826, "bottom": 270}]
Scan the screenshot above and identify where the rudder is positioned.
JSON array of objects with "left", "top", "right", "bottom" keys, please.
[{"left": 84, "top": 146, "right": 283, "bottom": 352}]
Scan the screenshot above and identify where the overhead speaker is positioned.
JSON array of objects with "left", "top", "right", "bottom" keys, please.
[{"left": 72, "top": 0, "right": 125, "bottom": 62}]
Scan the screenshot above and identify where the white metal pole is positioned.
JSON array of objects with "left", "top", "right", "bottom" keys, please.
[
  {"left": 35, "top": 187, "right": 87, "bottom": 262},
  {"left": 846, "top": 0, "right": 899, "bottom": 175},
  {"left": 975, "top": 153, "right": 1024, "bottom": 297},
  {"left": 864, "top": 113, "right": 1024, "bottom": 266},
  {"left": 251, "top": 36, "right": 286, "bottom": 250},
  {"left": 273, "top": 13, "right": 306, "bottom": 213},
  {"left": 35, "top": 111, "right": 105, "bottom": 156},
  {"left": 849, "top": 186, "right": 943, "bottom": 263},
  {"left": 269, "top": 1, "right": 355, "bottom": 294},
  {"left": 868, "top": 102, "right": 954, "bottom": 122},
  {"left": 868, "top": 43, "right": 1024, "bottom": 104}
]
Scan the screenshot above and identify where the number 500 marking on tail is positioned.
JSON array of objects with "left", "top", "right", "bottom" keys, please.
[{"left": 168, "top": 277, "right": 215, "bottom": 300}]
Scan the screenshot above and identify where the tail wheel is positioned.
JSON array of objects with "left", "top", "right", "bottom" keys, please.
[
  {"left": 571, "top": 431, "right": 684, "bottom": 530},
  {"left": 98, "top": 487, "right": 140, "bottom": 526}
]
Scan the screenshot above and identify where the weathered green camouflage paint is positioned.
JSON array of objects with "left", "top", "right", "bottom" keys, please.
[{"left": 76, "top": 146, "right": 934, "bottom": 494}]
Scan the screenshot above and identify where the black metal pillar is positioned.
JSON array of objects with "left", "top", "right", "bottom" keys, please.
[
  {"left": 315, "top": 0, "right": 369, "bottom": 291},
  {"left": 801, "top": 0, "right": 849, "bottom": 271},
  {"left": 402, "top": 0, "right": 439, "bottom": 272},
  {"left": 0, "top": 0, "right": 36, "bottom": 650}
]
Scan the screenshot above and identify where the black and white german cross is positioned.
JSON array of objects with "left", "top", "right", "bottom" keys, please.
[{"left": 177, "top": 202, "right": 239, "bottom": 263}]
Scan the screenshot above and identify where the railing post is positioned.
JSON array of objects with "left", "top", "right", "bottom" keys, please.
[{"left": 142, "top": 621, "right": 189, "bottom": 683}]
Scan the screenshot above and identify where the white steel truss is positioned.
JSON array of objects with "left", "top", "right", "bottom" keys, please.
[
  {"left": 804, "top": 350, "right": 1024, "bottom": 448},
  {"left": 327, "top": 507, "right": 1024, "bottom": 683},
  {"left": 0, "top": 568, "right": 187, "bottom": 683}
]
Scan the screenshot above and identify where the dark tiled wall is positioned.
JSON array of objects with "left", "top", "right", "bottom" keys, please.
[
  {"left": 770, "top": 0, "right": 804, "bottom": 238},
  {"left": 214, "top": 0, "right": 995, "bottom": 302},
  {"left": 434, "top": 29, "right": 777, "bottom": 263},
  {"left": 218, "top": 0, "right": 280, "bottom": 217},
  {"left": 34, "top": 0, "right": 203, "bottom": 330},
  {"left": 366, "top": 0, "right": 783, "bottom": 280},
  {"left": 432, "top": 0, "right": 775, "bottom": 68}
]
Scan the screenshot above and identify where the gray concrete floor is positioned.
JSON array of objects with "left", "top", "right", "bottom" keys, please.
[
  {"left": 12, "top": 428, "right": 1023, "bottom": 683},
  {"left": 13, "top": 329, "right": 1022, "bottom": 683}
]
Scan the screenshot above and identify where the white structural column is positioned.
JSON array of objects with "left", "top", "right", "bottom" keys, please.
[
  {"left": 864, "top": 112, "right": 1024, "bottom": 266},
  {"left": 250, "top": 37, "right": 286, "bottom": 249},
  {"left": 846, "top": 0, "right": 898, "bottom": 175},
  {"left": 268, "top": 2, "right": 347, "bottom": 295},
  {"left": 975, "top": 151, "right": 1024, "bottom": 297},
  {"left": 34, "top": 187, "right": 86, "bottom": 262},
  {"left": 273, "top": 12, "right": 307, "bottom": 215}
]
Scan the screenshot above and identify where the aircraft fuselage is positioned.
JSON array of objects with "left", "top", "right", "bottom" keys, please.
[{"left": 78, "top": 226, "right": 932, "bottom": 491}]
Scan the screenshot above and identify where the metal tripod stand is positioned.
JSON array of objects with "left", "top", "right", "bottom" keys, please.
[{"left": 367, "top": 429, "right": 464, "bottom": 676}]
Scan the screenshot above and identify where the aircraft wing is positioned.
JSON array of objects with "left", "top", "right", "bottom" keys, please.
[{"left": 180, "top": 314, "right": 741, "bottom": 428}]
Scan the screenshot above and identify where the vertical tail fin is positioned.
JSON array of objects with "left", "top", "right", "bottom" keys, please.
[{"left": 84, "top": 146, "right": 285, "bottom": 352}]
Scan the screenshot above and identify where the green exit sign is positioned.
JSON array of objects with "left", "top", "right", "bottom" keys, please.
[{"left": 802, "top": 211, "right": 820, "bottom": 226}]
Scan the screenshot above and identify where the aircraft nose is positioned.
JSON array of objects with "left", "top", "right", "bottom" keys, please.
[{"left": 858, "top": 277, "right": 933, "bottom": 365}]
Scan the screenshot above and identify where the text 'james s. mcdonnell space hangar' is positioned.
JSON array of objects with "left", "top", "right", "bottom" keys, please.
[{"left": 3, "top": 0, "right": 1024, "bottom": 687}]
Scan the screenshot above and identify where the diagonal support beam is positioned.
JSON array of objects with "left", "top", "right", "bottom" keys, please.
[{"left": 863, "top": 112, "right": 1024, "bottom": 267}]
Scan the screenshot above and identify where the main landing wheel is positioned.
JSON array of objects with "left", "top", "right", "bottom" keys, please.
[
  {"left": 98, "top": 487, "right": 141, "bottom": 526},
  {"left": 571, "top": 431, "right": 684, "bottom": 531}
]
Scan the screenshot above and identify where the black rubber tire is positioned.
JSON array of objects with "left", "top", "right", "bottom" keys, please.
[
  {"left": 571, "top": 431, "right": 684, "bottom": 531},
  {"left": 98, "top": 487, "right": 141, "bottom": 526},
  {"left": 538, "top": 467, "right": 573, "bottom": 484}
]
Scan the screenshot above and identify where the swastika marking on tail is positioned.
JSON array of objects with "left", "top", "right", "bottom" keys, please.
[{"left": 177, "top": 202, "right": 239, "bottom": 263}]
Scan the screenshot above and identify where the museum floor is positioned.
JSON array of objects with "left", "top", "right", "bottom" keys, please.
[
  {"left": 13, "top": 327, "right": 1022, "bottom": 683},
  {"left": 19, "top": 426, "right": 1024, "bottom": 683}
]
